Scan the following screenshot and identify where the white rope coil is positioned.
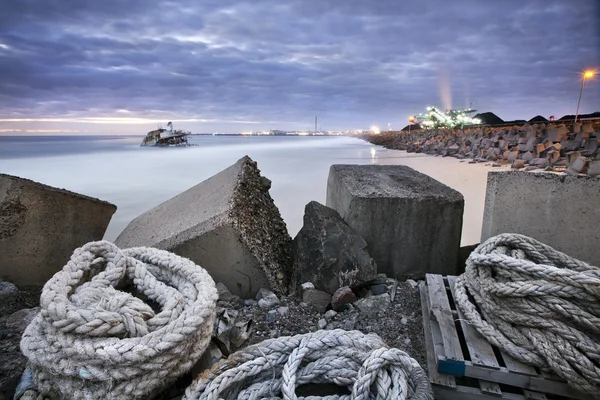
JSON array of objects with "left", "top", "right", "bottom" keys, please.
[
  {"left": 20, "top": 240, "right": 218, "bottom": 400},
  {"left": 454, "top": 233, "right": 600, "bottom": 397},
  {"left": 183, "top": 329, "right": 433, "bottom": 400}
]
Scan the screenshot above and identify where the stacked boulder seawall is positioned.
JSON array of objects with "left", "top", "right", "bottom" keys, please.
[
  {"left": 363, "top": 121, "right": 600, "bottom": 176},
  {"left": 0, "top": 174, "right": 116, "bottom": 285},
  {"left": 115, "top": 156, "right": 293, "bottom": 298}
]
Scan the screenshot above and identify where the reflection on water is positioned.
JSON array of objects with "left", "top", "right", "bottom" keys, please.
[{"left": 0, "top": 135, "right": 494, "bottom": 245}]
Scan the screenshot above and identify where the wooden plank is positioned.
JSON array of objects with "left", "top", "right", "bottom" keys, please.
[
  {"left": 464, "top": 364, "right": 595, "bottom": 400},
  {"left": 447, "top": 275, "right": 500, "bottom": 369},
  {"left": 523, "top": 391, "right": 547, "bottom": 400},
  {"left": 426, "top": 274, "right": 463, "bottom": 361},
  {"left": 498, "top": 350, "right": 538, "bottom": 376},
  {"left": 420, "top": 284, "right": 456, "bottom": 388},
  {"left": 433, "top": 384, "right": 526, "bottom": 400}
]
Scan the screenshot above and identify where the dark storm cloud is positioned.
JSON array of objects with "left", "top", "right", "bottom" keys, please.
[{"left": 0, "top": 0, "right": 598, "bottom": 130}]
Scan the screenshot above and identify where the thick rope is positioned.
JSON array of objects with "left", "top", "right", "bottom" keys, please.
[
  {"left": 19, "top": 240, "right": 218, "bottom": 400},
  {"left": 183, "top": 329, "right": 433, "bottom": 400},
  {"left": 454, "top": 233, "right": 600, "bottom": 397}
]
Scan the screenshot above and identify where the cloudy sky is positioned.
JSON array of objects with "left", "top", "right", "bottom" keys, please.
[{"left": 0, "top": 0, "right": 599, "bottom": 134}]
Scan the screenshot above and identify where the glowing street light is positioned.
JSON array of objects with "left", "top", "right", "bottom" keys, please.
[{"left": 575, "top": 70, "right": 596, "bottom": 123}]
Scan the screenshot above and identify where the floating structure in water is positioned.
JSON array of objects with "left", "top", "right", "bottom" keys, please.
[{"left": 140, "top": 122, "right": 191, "bottom": 147}]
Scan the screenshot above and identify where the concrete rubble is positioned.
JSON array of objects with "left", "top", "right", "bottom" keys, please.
[
  {"left": 115, "top": 156, "right": 293, "bottom": 298},
  {"left": 326, "top": 164, "right": 464, "bottom": 280},
  {"left": 0, "top": 174, "right": 116, "bottom": 286},
  {"left": 364, "top": 121, "right": 600, "bottom": 177},
  {"left": 291, "top": 201, "right": 377, "bottom": 295}
]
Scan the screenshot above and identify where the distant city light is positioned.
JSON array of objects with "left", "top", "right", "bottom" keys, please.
[
  {"left": 583, "top": 70, "right": 595, "bottom": 79},
  {"left": 370, "top": 125, "right": 380, "bottom": 134}
]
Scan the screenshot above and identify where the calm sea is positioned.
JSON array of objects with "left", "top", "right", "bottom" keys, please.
[{"left": 0, "top": 134, "right": 494, "bottom": 245}]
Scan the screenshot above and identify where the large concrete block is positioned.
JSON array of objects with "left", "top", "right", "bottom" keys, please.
[
  {"left": 0, "top": 174, "right": 116, "bottom": 285},
  {"left": 326, "top": 165, "right": 464, "bottom": 280},
  {"left": 481, "top": 171, "right": 600, "bottom": 266},
  {"left": 115, "top": 156, "right": 292, "bottom": 298}
]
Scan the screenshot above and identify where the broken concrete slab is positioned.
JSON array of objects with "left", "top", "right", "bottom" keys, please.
[
  {"left": 291, "top": 201, "right": 377, "bottom": 295},
  {"left": 482, "top": 171, "right": 600, "bottom": 266},
  {"left": 0, "top": 174, "right": 116, "bottom": 285},
  {"left": 115, "top": 156, "right": 292, "bottom": 298},
  {"left": 326, "top": 164, "right": 464, "bottom": 280}
]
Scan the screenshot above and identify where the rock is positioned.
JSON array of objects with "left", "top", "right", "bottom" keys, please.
[
  {"left": 291, "top": 201, "right": 377, "bottom": 294},
  {"left": 276, "top": 306, "right": 289, "bottom": 316},
  {"left": 400, "top": 317, "right": 408, "bottom": 325},
  {"left": 317, "top": 318, "right": 327, "bottom": 329},
  {"left": 568, "top": 156, "right": 588, "bottom": 173},
  {"left": 216, "top": 282, "right": 236, "bottom": 302},
  {"left": 0, "top": 281, "right": 18, "bottom": 301},
  {"left": 6, "top": 307, "right": 40, "bottom": 332},
  {"left": 302, "top": 289, "right": 332, "bottom": 313},
  {"left": 406, "top": 279, "right": 418, "bottom": 288},
  {"left": 511, "top": 160, "right": 525, "bottom": 169},
  {"left": 257, "top": 289, "right": 279, "bottom": 310},
  {"left": 266, "top": 310, "right": 278, "bottom": 324},
  {"left": 301, "top": 282, "right": 315, "bottom": 291},
  {"left": 355, "top": 294, "right": 391, "bottom": 315},
  {"left": 588, "top": 161, "right": 600, "bottom": 177},
  {"left": 482, "top": 171, "right": 600, "bottom": 266},
  {"left": 0, "top": 174, "right": 116, "bottom": 286},
  {"left": 343, "top": 317, "right": 357, "bottom": 331},
  {"left": 370, "top": 284, "right": 388, "bottom": 296},
  {"left": 326, "top": 164, "right": 464, "bottom": 280},
  {"left": 331, "top": 286, "right": 356, "bottom": 312},
  {"left": 115, "top": 156, "right": 293, "bottom": 298},
  {"left": 324, "top": 310, "right": 337, "bottom": 320}
]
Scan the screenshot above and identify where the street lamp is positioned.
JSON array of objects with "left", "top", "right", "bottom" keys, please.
[{"left": 575, "top": 70, "right": 595, "bottom": 123}]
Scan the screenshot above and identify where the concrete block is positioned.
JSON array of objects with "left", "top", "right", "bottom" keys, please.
[
  {"left": 482, "top": 171, "right": 600, "bottom": 266},
  {"left": 582, "top": 123, "right": 594, "bottom": 134},
  {"left": 115, "top": 156, "right": 292, "bottom": 297},
  {"left": 588, "top": 161, "right": 600, "bottom": 177},
  {"left": 326, "top": 164, "right": 464, "bottom": 280},
  {"left": 0, "top": 174, "right": 116, "bottom": 285}
]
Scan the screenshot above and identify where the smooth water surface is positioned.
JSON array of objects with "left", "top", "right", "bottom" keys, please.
[{"left": 0, "top": 135, "right": 497, "bottom": 245}]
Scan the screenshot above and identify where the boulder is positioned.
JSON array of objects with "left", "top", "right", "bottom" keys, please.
[
  {"left": 0, "top": 174, "right": 116, "bottom": 285},
  {"left": 326, "top": 164, "right": 464, "bottom": 280},
  {"left": 291, "top": 201, "right": 377, "bottom": 294},
  {"left": 354, "top": 293, "right": 391, "bottom": 315},
  {"left": 115, "top": 156, "right": 292, "bottom": 298}
]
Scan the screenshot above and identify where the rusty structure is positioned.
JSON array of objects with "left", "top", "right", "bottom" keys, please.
[{"left": 140, "top": 122, "right": 191, "bottom": 147}]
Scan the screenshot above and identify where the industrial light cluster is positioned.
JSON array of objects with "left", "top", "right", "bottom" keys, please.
[{"left": 413, "top": 106, "right": 482, "bottom": 129}]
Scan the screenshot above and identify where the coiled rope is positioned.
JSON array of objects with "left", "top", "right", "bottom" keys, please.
[
  {"left": 183, "top": 329, "right": 433, "bottom": 400},
  {"left": 19, "top": 240, "right": 217, "bottom": 399},
  {"left": 454, "top": 233, "right": 600, "bottom": 397}
]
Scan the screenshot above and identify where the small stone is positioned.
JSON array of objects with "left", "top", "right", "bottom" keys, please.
[
  {"left": 0, "top": 281, "right": 19, "bottom": 301},
  {"left": 355, "top": 294, "right": 391, "bottom": 315},
  {"left": 370, "top": 284, "right": 388, "bottom": 296},
  {"left": 404, "top": 338, "right": 411, "bottom": 345},
  {"left": 302, "top": 289, "right": 331, "bottom": 313},
  {"left": 216, "top": 282, "right": 234, "bottom": 301},
  {"left": 256, "top": 288, "right": 276, "bottom": 301},
  {"left": 301, "top": 282, "right": 315, "bottom": 291},
  {"left": 266, "top": 310, "right": 278, "bottom": 324},
  {"left": 244, "top": 299, "right": 254, "bottom": 307},
  {"left": 324, "top": 310, "right": 337, "bottom": 320},
  {"left": 6, "top": 307, "right": 40, "bottom": 332},
  {"left": 317, "top": 318, "right": 327, "bottom": 330},
  {"left": 406, "top": 279, "right": 418, "bottom": 288},
  {"left": 343, "top": 318, "right": 356, "bottom": 331},
  {"left": 269, "top": 329, "right": 279, "bottom": 338},
  {"left": 276, "top": 306, "right": 289, "bottom": 316},
  {"left": 331, "top": 287, "right": 356, "bottom": 312},
  {"left": 400, "top": 317, "right": 408, "bottom": 325}
]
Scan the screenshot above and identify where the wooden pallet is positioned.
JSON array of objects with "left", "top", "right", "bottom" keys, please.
[{"left": 420, "top": 274, "right": 594, "bottom": 400}]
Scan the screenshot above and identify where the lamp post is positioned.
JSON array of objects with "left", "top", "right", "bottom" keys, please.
[{"left": 575, "top": 70, "right": 595, "bottom": 123}]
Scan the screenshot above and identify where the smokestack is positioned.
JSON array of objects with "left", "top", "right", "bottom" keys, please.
[{"left": 315, "top": 116, "right": 317, "bottom": 133}]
